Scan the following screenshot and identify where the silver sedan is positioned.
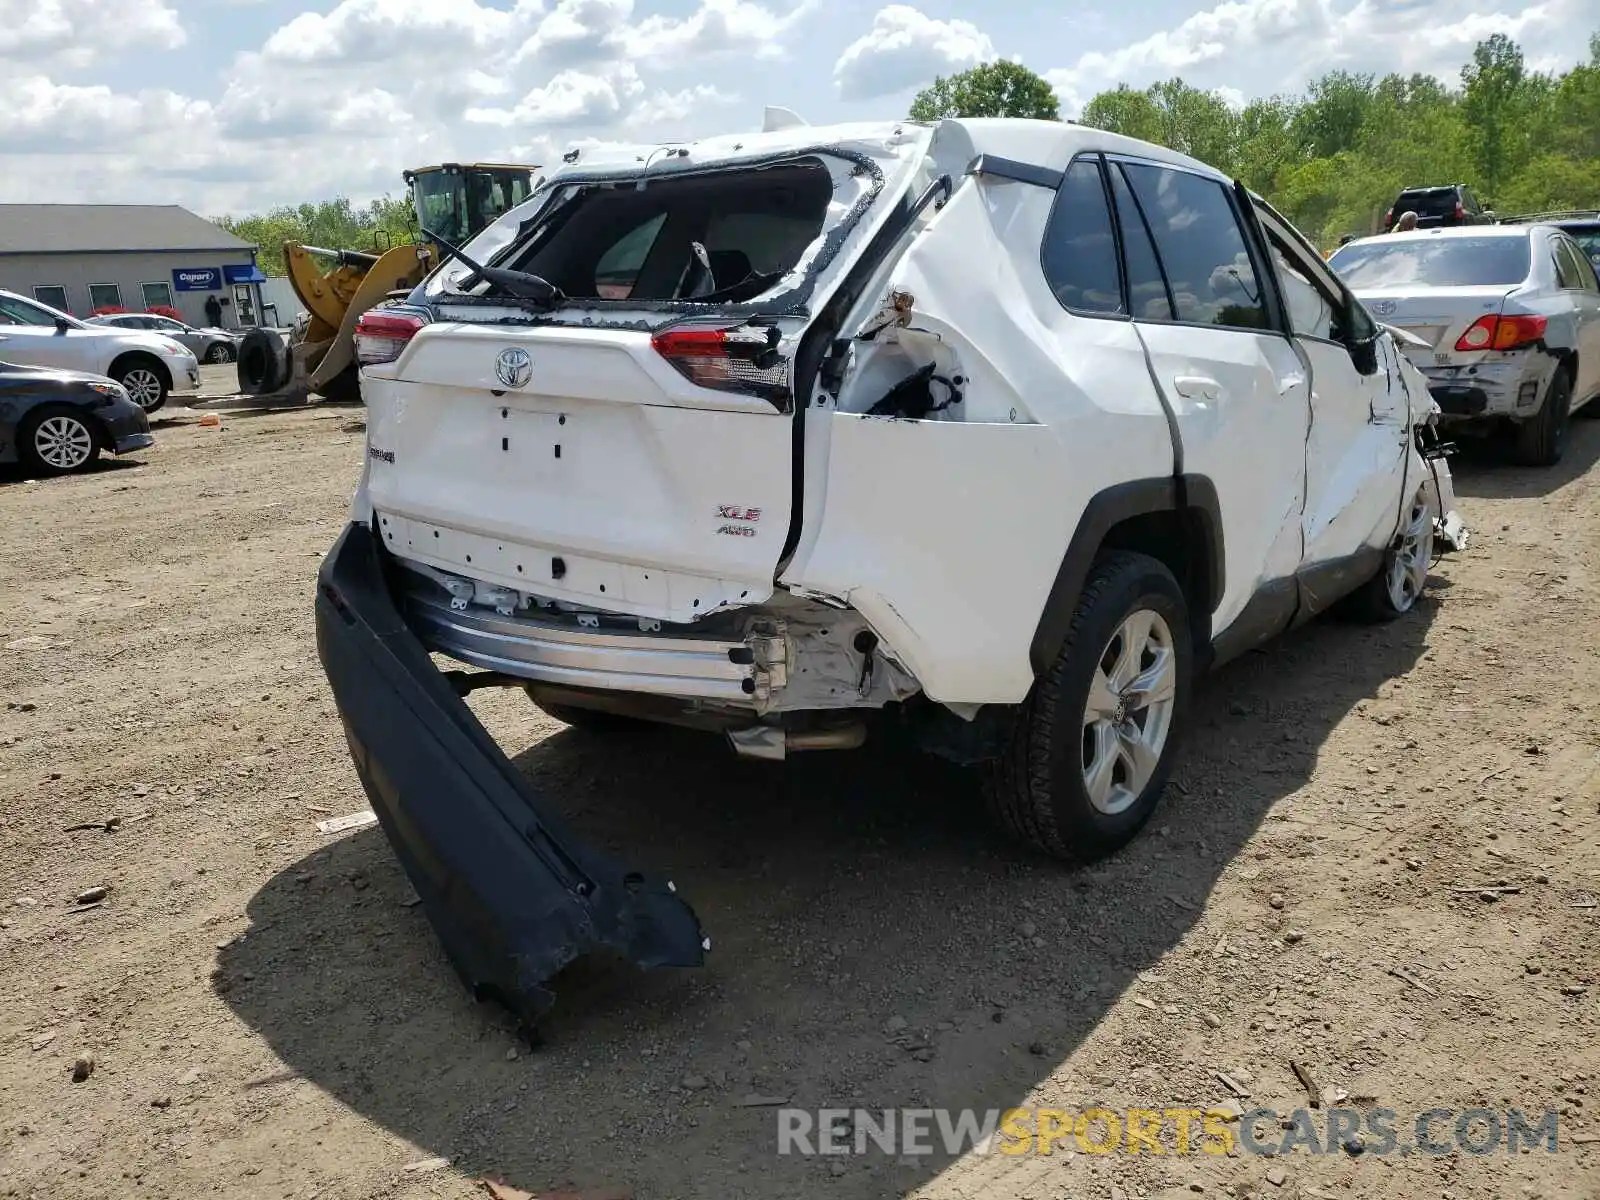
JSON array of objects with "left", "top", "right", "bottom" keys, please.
[
  {"left": 87, "top": 312, "right": 242, "bottom": 363},
  {"left": 1330, "top": 224, "right": 1600, "bottom": 466}
]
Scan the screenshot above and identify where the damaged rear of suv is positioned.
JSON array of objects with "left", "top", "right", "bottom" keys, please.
[{"left": 317, "top": 112, "right": 1467, "bottom": 1024}]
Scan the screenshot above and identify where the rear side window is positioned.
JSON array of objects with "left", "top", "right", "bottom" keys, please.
[
  {"left": 1120, "top": 163, "right": 1271, "bottom": 331},
  {"left": 1040, "top": 159, "right": 1123, "bottom": 315},
  {"left": 1554, "top": 239, "right": 1588, "bottom": 290},
  {"left": 507, "top": 159, "right": 835, "bottom": 304},
  {"left": 1108, "top": 166, "right": 1173, "bottom": 320},
  {"left": 1395, "top": 190, "right": 1460, "bottom": 220},
  {"left": 1329, "top": 237, "right": 1531, "bottom": 287}
]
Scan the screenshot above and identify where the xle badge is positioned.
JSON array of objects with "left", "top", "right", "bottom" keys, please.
[
  {"left": 717, "top": 504, "right": 761, "bottom": 538},
  {"left": 495, "top": 347, "right": 533, "bottom": 389}
]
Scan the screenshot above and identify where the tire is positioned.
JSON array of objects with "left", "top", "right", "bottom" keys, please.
[
  {"left": 987, "top": 551, "right": 1193, "bottom": 863},
  {"left": 115, "top": 357, "right": 168, "bottom": 413},
  {"left": 205, "top": 343, "right": 235, "bottom": 364},
  {"left": 1511, "top": 369, "right": 1572, "bottom": 467},
  {"left": 19, "top": 405, "right": 101, "bottom": 476},
  {"left": 526, "top": 690, "right": 648, "bottom": 733},
  {"left": 1344, "top": 482, "right": 1435, "bottom": 623},
  {"left": 237, "top": 328, "right": 286, "bottom": 394}
]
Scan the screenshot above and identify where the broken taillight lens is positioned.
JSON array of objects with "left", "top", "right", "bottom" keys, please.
[
  {"left": 1454, "top": 314, "right": 1547, "bottom": 352},
  {"left": 354, "top": 310, "right": 427, "bottom": 365},
  {"left": 651, "top": 322, "right": 790, "bottom": 407}
]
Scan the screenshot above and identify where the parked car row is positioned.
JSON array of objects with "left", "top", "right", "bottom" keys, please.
[
  {"left": 0, "top": 288, "right": 198, "bottom": 413},
  {"left": 1328, "top": 221, "right": 1600, "bottom": 465}
]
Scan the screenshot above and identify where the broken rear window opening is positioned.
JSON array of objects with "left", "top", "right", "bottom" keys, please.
[
  {"left": 1330, "top": 238, "right": 1533, "bottom": 289},
  {"left": 446, "top": 158, "right": 840, "bottom": 311}
]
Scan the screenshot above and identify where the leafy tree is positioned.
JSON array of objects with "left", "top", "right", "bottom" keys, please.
[
  {"left": 1461, "top": 33, "right": 1530, "bottom": 197},
  {"left": 1081, "top": 85, "right": 1166, "bottom": 143},
  {"left": 909, "top": 61, "right": 1060, "bottom": 122},
  {"left": 1292, "top": 71, "right": 1377, "bottom": 159},
  {"left": 213, "top": 196, "right": 416, "bottom": 276}
]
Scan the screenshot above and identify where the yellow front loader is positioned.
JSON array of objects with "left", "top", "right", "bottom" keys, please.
[{"left": 236, "top": 162, "right": 539, "bottom": 400}]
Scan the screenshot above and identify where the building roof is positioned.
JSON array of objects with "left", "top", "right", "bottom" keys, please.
[{"left": 0, "top": 204, "right": 256, "bottom": 256}]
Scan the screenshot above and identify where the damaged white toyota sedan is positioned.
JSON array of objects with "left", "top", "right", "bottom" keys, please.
[{"left": 317, "top": 113, "right": 1468, "bottom": 1023}]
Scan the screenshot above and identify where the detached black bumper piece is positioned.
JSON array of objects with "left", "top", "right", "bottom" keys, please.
[{"left": 314, "top": 523, "right": 707, "bottom": 1027}]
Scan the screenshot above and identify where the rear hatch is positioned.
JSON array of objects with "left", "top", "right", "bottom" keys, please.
[
  {"left": 1392, "top": 187, "right": 1465, "bottom": 227},
  {"left": 360, "top": 131, "right": 928, "bottom": 625},
  {"left": 1331, "top": 234, "right": 1531, "bottom": 369}
]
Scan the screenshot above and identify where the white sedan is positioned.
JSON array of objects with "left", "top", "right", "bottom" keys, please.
[{"left": 0, "top": 289, "right": 199, "bottom": 412}]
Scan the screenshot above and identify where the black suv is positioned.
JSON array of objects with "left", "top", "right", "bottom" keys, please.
[{"left": 1383, "top": 184, "right": 1490, "bottom": 230}]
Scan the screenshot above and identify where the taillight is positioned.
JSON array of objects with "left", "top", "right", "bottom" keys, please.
[
  {"left": 354, "top": 310, "right": 426, "bottom": 365},
  {"left": 651, "top": 322, "right": 789, "bottom": 407},
  {"left": 1454, "top": 314, "right": 1547, "bottom": 352},
  {"left": 1383, "top": 208, "right": 1393, "bottom": 228},
  {"left": 1455, "top": 201, "right": 1465, "bottom": 220}
]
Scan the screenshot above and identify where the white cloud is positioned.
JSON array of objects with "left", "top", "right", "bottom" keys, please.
[
  {"left": 612, "top": 0, "right": 819, "bottom": 60},
  {"left": 833, "top": 5, "right": 996, "bottom": 100},
  {"left": 466, "top": 64, "right": 645, "bottom": 126},
  {"left": 261, "top": 0, "right": 540, "bottom": 65},
  {"left": 0, "top": 0, "right": 184, "bottom": 67}
]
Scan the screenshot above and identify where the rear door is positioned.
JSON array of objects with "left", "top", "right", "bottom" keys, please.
[
  {"left": 363, "top": 141, "right": 928, "bottom": 625},
  {"left": 1553, "top": 235, "right": 1600, "bottom": 401},
  {"left": 1256, "top": 205, "right": 1410, "bottom": 575},
  {"left": 1108, "top": 156, "right": 1310, "bottom": 644}
]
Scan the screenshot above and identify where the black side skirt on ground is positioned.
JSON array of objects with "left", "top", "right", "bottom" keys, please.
[{"left": 314, "top": 523, "right": 706, "bottom": 1028}]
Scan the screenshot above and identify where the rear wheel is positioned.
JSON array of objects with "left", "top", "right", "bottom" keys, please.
[
  {"left": 19, "top": 405, "right": 101, "bottom": 476},
  {"left": 987, "top": 551, "right": 1192, "bottom": 863},
  {"left": 205, "top": 343, "right": 235, "bottom": 364},
  {"left": 1511, "top": 369, "right": 1571, "bottom": 467}
]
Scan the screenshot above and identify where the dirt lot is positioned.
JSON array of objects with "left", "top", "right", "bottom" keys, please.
[{"left": 1, "top": 375, "right": 1597, "bottom": 1200}]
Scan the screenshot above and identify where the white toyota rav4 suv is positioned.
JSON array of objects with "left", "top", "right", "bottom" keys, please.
[{"left": 316, "top": 115, "right": 1468, "bottom": 1022}]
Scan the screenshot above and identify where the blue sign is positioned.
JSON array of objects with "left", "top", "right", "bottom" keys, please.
[
  {"left": 223, "top": 263, "right": 267, "bottom": 285},
  {"left": 172, "top": 267, "right": 221, "bottom": 292}
]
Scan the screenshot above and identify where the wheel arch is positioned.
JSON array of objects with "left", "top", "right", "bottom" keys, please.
[
  {"left": 1029, "top": 475, "right": 1224, "bottom": 677},
  {"left": 108, "top": 350, "right": 172, "bottom": 391}
]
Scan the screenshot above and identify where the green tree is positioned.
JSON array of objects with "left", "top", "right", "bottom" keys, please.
[
  {"left": 1461, "top": 32, "right": 1529, "bottom": 199},
  {"left": 909, "top": 61, "right": 1060, "bottom": 121},
  {"left": 214, "top": 195, "right": 416, "bottom": 276},
  {"left": 1292, "top": 71, "right": 1378, "bottom": 159},
  {"left": 1080, "top": 85, "right": 1166, "bottom": 142}
]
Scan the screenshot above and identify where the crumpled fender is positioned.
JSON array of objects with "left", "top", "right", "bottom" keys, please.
[{"left": 315, "top": 522, "right": 707, "bottom": 1029}]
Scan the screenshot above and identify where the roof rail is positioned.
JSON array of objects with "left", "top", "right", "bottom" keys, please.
[{"left": 1498, "top": 209, "right": 1600, "bottom": 224}]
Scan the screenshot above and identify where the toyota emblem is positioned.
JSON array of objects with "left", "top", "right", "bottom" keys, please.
[
  {"left": 1370, "top": 300, "right": 1397, "bottom": 317},
  {"left": 495, "top": 347, "right": 532, "bottom": 389}
]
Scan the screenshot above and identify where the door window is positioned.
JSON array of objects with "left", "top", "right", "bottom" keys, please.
[
  {"left": 141, "top": 282, "right": 174, "bottom": 310},
  {"left": 1118, "top": 162, "right": 1272, "bottom": 331},
  {"left": 33, "top": 285, "right": 69, "bottom": 312},
  {"left": 1256, "top": 203, "right": 1374, "bottom": 346},
  {"left": 0, "top": 295, "right": 61, "bottom": 325},
  {"left": 1039, "top": 158, "right": 1124, "bottom": 315},
  {"left": 1107, "top": 165, "right": 1173, "bottom": 321},
  {"left": 1553, "top": 239, "right": 1588, "bottom": 290},
  {"left": 88, "top": 283, "right": 122, "bottom": 310}
]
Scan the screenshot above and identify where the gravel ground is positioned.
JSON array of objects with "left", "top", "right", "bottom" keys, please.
[{"left": 1, "top": 381, "right": 1597, "bottom": 1200}]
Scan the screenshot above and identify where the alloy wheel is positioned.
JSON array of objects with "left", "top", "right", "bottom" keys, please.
[
  {"left": 123, "top": 368, "right": 163, "bottom": 410},
  {"left": 1386, "top": 488, "right": 1435, "bottom": 613},
  {"left": 34, "top": 415, "right": 95, "bottom": 471},
  {"left": 1081, "top": 608, "right": 1177, "bottom": 816}
]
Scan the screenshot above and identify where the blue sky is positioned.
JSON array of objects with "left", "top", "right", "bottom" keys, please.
[{"left": 1, "top": 0, "right": 1593, "bottom": 215}]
